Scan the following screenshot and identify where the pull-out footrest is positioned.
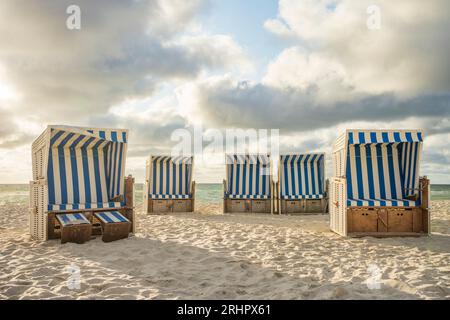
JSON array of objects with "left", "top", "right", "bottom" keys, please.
[
  {"left": 94, "top": 211, "right": 131, "bottom": 242},
  {"left": 56, "top": 213, "right": 92, "bottom": 244}
]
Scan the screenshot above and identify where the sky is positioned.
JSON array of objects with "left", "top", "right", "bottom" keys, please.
[{"left": 0, "top": 0, "right": 449, "bottom": 184}]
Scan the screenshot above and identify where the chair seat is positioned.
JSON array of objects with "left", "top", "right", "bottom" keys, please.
[
  {"left": 347, "top": 198, "right": 419, "bottom": 207},
  {"left": 148, "top": 194, "right": 192, "bottom": 199},
  {"left": 225, "top": 194, "right": 270, "bottom": 200},
  {"left": 56, "top": 213, "right": 90, "bottom": 227},
  {"left": 281, "top": 194, "right": 324, "bottom": 200},
  {"left": 94, "top": 211, "right": 130, "bottom": 224},
  {"left": 48, "top": 202, "right": 124, "bottom": 211}
]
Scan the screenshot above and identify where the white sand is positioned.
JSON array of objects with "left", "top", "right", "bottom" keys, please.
[{"left": 0, "top": 200, "right": 449, "bottom": 300}]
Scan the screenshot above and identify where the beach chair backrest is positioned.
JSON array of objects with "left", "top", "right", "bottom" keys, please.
[
  {"left": 225, "top": 154, "right": 271, "bottom": 197},
  {"left": 46, "top": 126, "right": 128, "bottom": 209},
  {"left": 280, "top": 154, "right": 324, "bottom": 198},
  {"left": 148, "top": 156, "right": 193, "bottom": 196},
  {"left": 345, "top": 130, "right": 423, "bottom": 200}
]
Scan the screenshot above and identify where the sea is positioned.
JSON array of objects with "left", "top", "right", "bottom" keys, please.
[
  {"left": 0, "top": 183, "right": 449, "bottom": 206},
  {"left": 0, "top": 183, "right": 223, "bottom": 206}
]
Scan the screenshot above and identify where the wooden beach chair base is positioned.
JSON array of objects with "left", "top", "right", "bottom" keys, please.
[
  {"left": 55, "top": 213, "right": 92, "bottom": 244},
  {"left": 147, "top": 199, "right": 194, "bottom": 214},
  {"left": 347, "top": 207, "right": 429, "bottom": 236},
  {"left": 94, "top": 211, "right": 131, "bottom": 242},
  {"left": 279, "top": 199, "right": 327, "bottom": 214},
  {"left": 224, "top": 199, "right": 272, "bottom": 214}
]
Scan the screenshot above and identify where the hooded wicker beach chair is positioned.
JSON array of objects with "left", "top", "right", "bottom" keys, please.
[
  {"left": 278, "top": 153, "right": 327, "bottom": 214},
  {"left": 329, "top": 130, "right": 430, "bottom": 237},
  {"left": 29, "top": 125, "right": 135, "bottom": 243},
  {"left": 144, "top": 156, "right": 195, "bottom": 213},
  {"left": 223, "top": 154, "right": 274, "bottom": 213}
]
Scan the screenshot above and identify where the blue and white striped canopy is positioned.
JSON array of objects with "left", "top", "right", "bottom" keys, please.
[
  {"left": 148, "top": 156, "right": 193, "bottom": 199},
  {"left": 94, "top": 211, "right": 129, "bottom": 224},
  {"left": 56, "top": 213, "right": 90, "bottom": 227},
  {"left": 348, "top": 130, "right": 423, "bottom": 145},
  {"left": 280, "top": 154, "right": 324, "bottom": 200},
  {"left": 345, "top": 130, "right": 423, "bottom": 207},
  {"left": 225, "top": 154, "right": 271, "bottom": 199},
  {"left": 47, "top": 127, "right": 128, "bottom": 211}
]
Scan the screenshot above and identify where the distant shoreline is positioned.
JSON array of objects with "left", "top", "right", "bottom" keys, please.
[{"left": 2, "top": 184, "right": 450, "bottom": 202}]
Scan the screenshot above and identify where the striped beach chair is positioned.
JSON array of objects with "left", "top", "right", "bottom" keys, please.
[
  {"left": 278, "top": 153, "right": 327, "bottom": 214},
  {"left": 330, "top": 130, "right": 430, "bottom": 237},
  {"left": 55, "top": 213, "right": 92, "bottom": 244},
  {"left": 29, "top": 125, "right": 135, "bottom": 243},
  {"left": 223, "top": 154, "right": 274, "bottom": 213},
  {"left": 144, "top": 156, "right": 195, "bottom": 213},
  {"left": 93, "top": 211, "right": 131, "bottom": 242}
]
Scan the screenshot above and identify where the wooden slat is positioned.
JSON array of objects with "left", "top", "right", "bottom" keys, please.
[{"left": 349, "top": 232, "right": 424, "bottom": 238}]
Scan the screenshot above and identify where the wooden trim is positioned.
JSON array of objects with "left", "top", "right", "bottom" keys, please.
[
  {"left": 191, "top": 181, "right": 196, "bottom": 212},
  {"left": 148, "top": 198, "right": 194, "bottom": 214},
  {"left": 223, "top": 179, "right": 227, "bottom": 214},
  {"left": 378, "top": 208, "right": 388, "bottom": 232},
  {"left": 48, "top": 211, "right": 94, "bottom": 241},
  {"left": 47, "top": 212, "right": 59, "bottom": 240},
  {"left": 420, "top": 176, "right": 431, "bottom": 235},
  {"left": 96, "top": 220, "right": 131, "bottom": 243},
  {"left": 124, "top": 175, "right": 135, "bottom": 233},
  {"left": 345, "top": 206, "right": 428, "bottom": 237},
  {"left": 51, "top": 213, "right": 92, "bottom": 244},
  {"left": 147, "top": 199, "right": 153, "bottom": 214},
  {"left": 271, "top": 180, "right": 275, "bottom": 214},
  {"left": 279, "top": 199, "right": 327, "bottom": 215},
  {"left": 224, "top": 199, "right": 272, "bottom": 214},
  {"left": 60, "top": 223, "right": 92, "bottom": 244},
  {"left": 349, "top": 232, "right": 424, "bottom": 238}
]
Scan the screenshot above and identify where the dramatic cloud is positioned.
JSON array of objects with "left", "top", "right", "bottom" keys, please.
[
  {"left": 173, "top": 0, "right": 450, "bottom": 182},
  {"left": 0, "top": 0, "right": 448, "bottom": 183},
  {"left": 264, "top": 0, "right": 450, "bottom": 94},
  {"left": 177, "top": 75, "right": 450, "bottom": 131},
  {"left": 179, "top": 0, "right": 450, "bottom": 131},
  {"left": 0, "top": 0, "right": 247, "bottom": 141},
  {"left": 0, "top": 0, "right": 252, "bottom": 182}
]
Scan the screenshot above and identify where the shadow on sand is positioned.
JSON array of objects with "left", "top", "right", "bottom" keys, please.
[{"left": 55, "top": 232, "right": 422, "bottom": 300}]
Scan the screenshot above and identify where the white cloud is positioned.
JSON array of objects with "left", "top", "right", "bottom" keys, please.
[
  {"left": 0, "top": 0, "right": 449, "bottom": 184},
  {"left": 263, "top": 18, "right": 295, "bottom": 39},
  {"left": 167, "top": 34, "right": 252, "bottom": 74},
  {"left": 263, "top": 47, "right": 353, "bottom": 103},
  {"left": 0, "top": 0, "right": 252, "bottom": 182},
  {"left": 146, "top": 0, "right": 209, "bottom": 37},
  {"left": 173, "top": 0, "right": 450, "bottom": 182},
  {"left": 264, "top": 0, "right": 450, "bottom": 95},
  {"left": 174, "top": 73, "right": 450, "bottom": 131},
  {"left": 0, "top": 0, "right": 247, "bottom": 132}
]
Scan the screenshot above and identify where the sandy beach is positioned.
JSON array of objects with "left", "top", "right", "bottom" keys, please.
[{"left": 0, "top": 200, "right": 449, "bottom": 300}]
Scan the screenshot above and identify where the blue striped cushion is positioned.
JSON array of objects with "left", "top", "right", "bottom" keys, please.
[
  {"left": 48, "top": 202, "right": 123, "bottom": 211},
  {"left": 347, "top": 198, "right": 419, "bottom": 207},
  {"left": 148, "top": 194, "right": 192, "bottom": 199},
  {"left": 226, "top": 194, "right": 270, "bottom": 200},
  {"left": 281, "top": 194, "right": 324, "bottom": 200},
  {"left": 94, "top": 211, "right": 129, "bottom": 224},
  {"left": 56, "top": 213, "right": 90, "bottom": 227}
]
